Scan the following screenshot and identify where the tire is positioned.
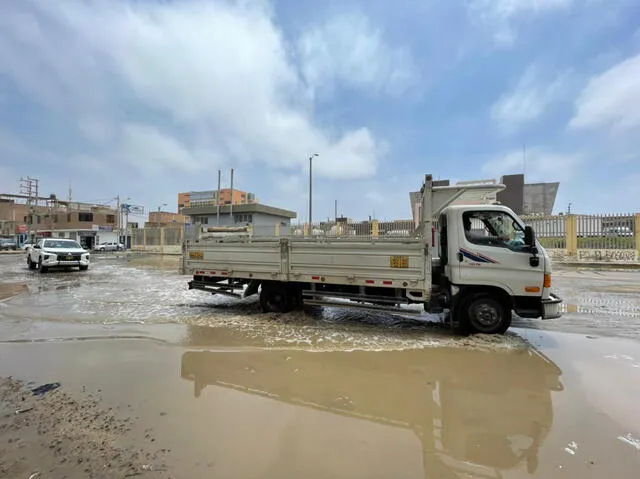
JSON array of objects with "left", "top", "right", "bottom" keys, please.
[
  {"left": 79, "top": 265, "right": 89, "bottom": 271},
  {"left": 27, "top": 256, "right": 37, "bottom": 270},
  {"left": 38, "top": 258, "right": 48, "bottom": 274},
  {"left": 259, "top": 283, "right": 292, "bottom": 313},
  {"left": 460, "top": 293, "right": 511, "bottom": 335}
]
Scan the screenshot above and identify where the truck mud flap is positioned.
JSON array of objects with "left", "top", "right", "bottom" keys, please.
[{"left": 243, "top": 280, "right": 261, "bottom": 299}]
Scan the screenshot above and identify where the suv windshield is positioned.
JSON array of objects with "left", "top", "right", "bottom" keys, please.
[{"left": 43, "top": 240, "right": 82, "bottom": 249}]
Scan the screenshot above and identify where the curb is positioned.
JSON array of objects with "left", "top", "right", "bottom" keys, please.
[{"left": 556, "top": 262, "right": 640, "bottom": 270}]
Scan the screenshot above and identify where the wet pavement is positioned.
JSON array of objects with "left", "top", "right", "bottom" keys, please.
[{"left": 1, "top": 253, "right": 639, "bottom": 478}]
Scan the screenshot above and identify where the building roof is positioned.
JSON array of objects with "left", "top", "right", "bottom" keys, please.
[{"left": 181, "top": 202, "right": 297, "bottom": 219}]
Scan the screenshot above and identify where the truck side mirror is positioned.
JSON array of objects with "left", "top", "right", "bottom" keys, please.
[{"left": 524, "top": 226, "right": 536, "bottom": 248}]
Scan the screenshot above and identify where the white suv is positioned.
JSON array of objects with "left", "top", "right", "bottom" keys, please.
[{"left": 26, "top": 239, "right": 90, "bottom": 272}]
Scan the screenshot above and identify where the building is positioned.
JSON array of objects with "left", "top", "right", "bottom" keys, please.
[
  {"left": 146, "top": 211, "right": 187, "bottom": 228},
  {"left": 181, "top": 202, "right": 296, "bottom": 235},
  {"left": 0, "top": 194, "right": 120, "bottom": 249},
  {"left": 409, "top": 175, "right": 560, "bottom": 219},
  {"left": 496, "top": 174, "right": 559, "bottom": 216},
  {"left": 178, "top": 188, "right": 258, "bottom": 212}
]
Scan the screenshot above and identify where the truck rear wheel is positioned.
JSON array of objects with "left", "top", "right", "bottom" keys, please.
[{"left": 260, "top": 283, "right": 292, "bottom": 313}]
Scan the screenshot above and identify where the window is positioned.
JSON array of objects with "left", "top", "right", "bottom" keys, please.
[
  {"left": 67, "top": 214, "right": 72, "bottom": 222},
  {"left": 79, "top": 212, "right": 93, "bottom": 222},
  {"left": 106, "top": 215, "right": 115, "bottom": 224},
  {"left": 462, "top": 211, "right": 527, "bottom": 252},
  {"left": 234, "top": 214, "right": 253, "bottom": 224},
  {"left": 53, "top": 215, "right": 58, "bottom": 223},
  {"left": 58, "top": 232, "right": 65, "bottom": 238},
  {"left": 36, "top": 216, "right": 41, "bottom": 224}
]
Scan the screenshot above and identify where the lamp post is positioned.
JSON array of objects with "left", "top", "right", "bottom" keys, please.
[{"left": 309, "top": 153, "right": 318, "bottom": 228}]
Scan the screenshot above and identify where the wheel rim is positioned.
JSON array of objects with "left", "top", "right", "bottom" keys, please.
[{"left": 470, "top": 301, "right": 501, "bottom": 329}]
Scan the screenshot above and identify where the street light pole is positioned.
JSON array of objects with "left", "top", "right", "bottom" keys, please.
[{"left": 309, "top": 153, "right": 318, "bottom": 228}]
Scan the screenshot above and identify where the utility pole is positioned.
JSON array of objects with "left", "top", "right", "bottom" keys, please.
[
  {"left": 334, "top": 199, "right": 337, "bottom": 223},
  {"left": 217, "top": 169, "right": 221, "bottom": 225},
  {"left": 116, "top": 195, "right": 121, "bottom": 242},
  {"left": 19, "top": 177, "right": 38, "bottom": 241},
  {"left": 230, "top": 168, "right": 234, "bottom": 221},
  {"left": 309, "top": 153, "right": 318, "bottom": 227}
]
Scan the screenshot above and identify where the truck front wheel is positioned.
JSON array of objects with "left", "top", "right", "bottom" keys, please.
[
  {"left": 260, "top": 283, "right": 292, "bottom": 313},
  {"left": 459, "top": 293, "right": 511, "bottom": 335}
]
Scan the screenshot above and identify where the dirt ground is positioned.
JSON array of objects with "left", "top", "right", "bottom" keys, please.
[{"left": 0, "top": 377, "right": 171, "bottom": 478}]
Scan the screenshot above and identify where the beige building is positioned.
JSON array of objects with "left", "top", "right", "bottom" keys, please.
[
  {"left": 0, "top": 194, "right": 119, "bottom": 249},
  {"left": 146, "top": 211, "right": 187, "bottom": 227},
  {"left": 178, "top": 188, "right": 258, "bottom": 212}
]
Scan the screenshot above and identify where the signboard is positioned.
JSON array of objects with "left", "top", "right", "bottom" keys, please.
[
  {"left": 390, "top": 255, "right": 409, "bottom": 268},
  {"left": 98, "top": 225, "right": 113, "bottom": 232},
  {"left": 121, "top": 203, "right": 145, "bottom": 215},
  {"left": 92, "top": 224, "right": 100, "bottom": 231},
  {"left": 16, "top": 225, "right": 27, "bottom": 233}
]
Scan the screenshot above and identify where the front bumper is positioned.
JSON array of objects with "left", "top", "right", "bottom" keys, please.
[
  {"left": 541, "top": 293, "right": 563, "bottom": 320},
  {"left": 42, "top": 257, "right": 90, "bottom": 267}
]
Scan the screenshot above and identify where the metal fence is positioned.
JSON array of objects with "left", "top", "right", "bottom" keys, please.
[
  {"left": 522, "top": 215, "right": 567, "bottom": 249},
  {"left": 577, "top": 213, "right": 635, "bottom": 249},
  {"left": 523, "top": 213, "right": 637, "bottom": 250},
  {"left": 267, "top": 220, "right": 418, "bottom": 238},
  {"left": 135, "top": 213, "right": 637, "bottom": 252}
]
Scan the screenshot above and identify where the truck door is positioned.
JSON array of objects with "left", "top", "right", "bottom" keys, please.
[{"left": 451, "top": 209, "right": 544, "bottom": 298}]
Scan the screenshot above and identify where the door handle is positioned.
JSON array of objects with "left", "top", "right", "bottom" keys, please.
[{"left": 457, "top": 252, "right": 463, "bottom": 262}]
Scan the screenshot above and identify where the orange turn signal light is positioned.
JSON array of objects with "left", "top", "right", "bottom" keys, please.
[{"left": 543, "top": 274, "right": 552, "bottom": 288}]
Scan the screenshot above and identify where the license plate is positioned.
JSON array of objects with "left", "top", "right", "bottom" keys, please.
[
  {"left": 63, "top": 256, "right": 73, "bottom": 261},
  {"left": 189, "top": 251, "right": 204, "bottom": 260}
]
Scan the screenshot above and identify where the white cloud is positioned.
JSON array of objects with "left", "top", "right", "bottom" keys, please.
[
  {"left": 481, "top": 148, "right": 583, "bottom": 183},
  {"left": 0, "top": 0, "right": 403, "bottom": 185},
  {"left": 491, "top": 66, "right": 571, "bottom": 132},
  {"left": 297, "top": 13, "right": 417, "bottom": 97},
  {"left": 468, "top": 0, "right": 575, "bottom": 46},
  {"left": 120, "top": 124, "right": 202, "bottom": 175},
  {"left": 569, "top": 53, "right": 640, "bottom": 132}
]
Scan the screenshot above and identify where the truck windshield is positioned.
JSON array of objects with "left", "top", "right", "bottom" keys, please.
[{"left": 463, "top": 211, "right": 527, "bottom": 251}]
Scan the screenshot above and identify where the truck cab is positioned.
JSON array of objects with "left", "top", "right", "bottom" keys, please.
[{"left": 431, "top": 204, "right": 561, "bottom": 334}]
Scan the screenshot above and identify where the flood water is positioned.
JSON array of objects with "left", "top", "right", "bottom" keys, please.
[
  {"left": 1, "top": 253, "right": 639, "bottom": 478},
  {"left": 1, "top": 254, "right": 639, "bottom": 344}
]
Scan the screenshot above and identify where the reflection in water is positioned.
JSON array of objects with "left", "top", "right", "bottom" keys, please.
[{"left": 181, "top": 346, "right": 563, "bottom": 478}]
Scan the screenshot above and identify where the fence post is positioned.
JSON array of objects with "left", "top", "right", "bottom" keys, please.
[
  {"left": 566, "top": 214, "right": 578, "bottom": 256},
  {"left": 371, "top": 220, "right": 379, "bottom": 238},
  {"left": 635, "top": 213, "right": 640, "bottom": 256},
  {"left": 160, "top": 228, "right": 165, "bottom": 254},
  {"left": 143, "top": 228, "right": 147, "bottom": 249}
]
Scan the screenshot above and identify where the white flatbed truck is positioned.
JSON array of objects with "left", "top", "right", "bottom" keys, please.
[{"left": 182, "top": 175, "right": 562, "bottom": 334}]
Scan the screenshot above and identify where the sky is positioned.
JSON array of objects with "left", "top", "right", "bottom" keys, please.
[{"left": 0, "top": 0, "right": 639, "bottom": 223}]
